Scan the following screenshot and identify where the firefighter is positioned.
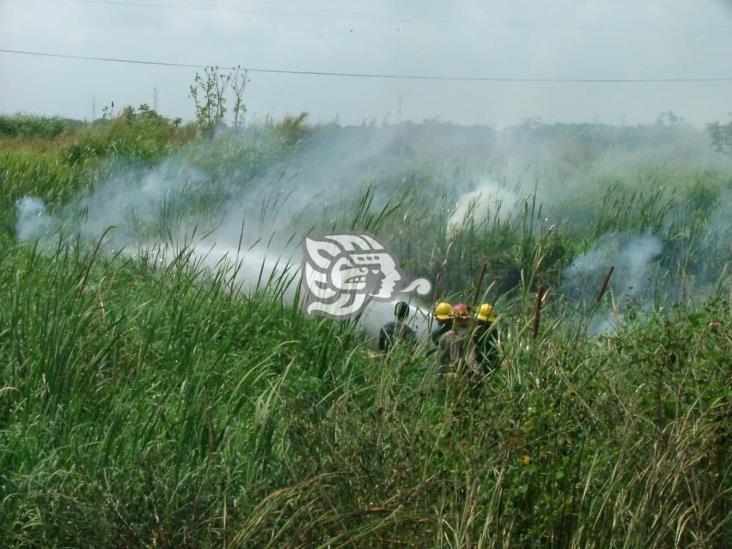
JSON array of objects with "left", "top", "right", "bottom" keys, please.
[
  {"left": 436, "top": 303, "right": 480, "bottom": 377},
  {"left": 378, "top": 301, "right": 417, "bottom": 352},
  {"left": 431, "top": 301, "right": 453, "bottom": 344},
  {"left": 473, "top": 303, "right": 500, "bottom": 375}
]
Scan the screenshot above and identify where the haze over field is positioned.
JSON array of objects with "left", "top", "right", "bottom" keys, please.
[
  {"left": 2, "top": 1, "right": 732, "bottom": 545},
  {"left": 2, "top": 0, "right": 732, "bottom": 125}
]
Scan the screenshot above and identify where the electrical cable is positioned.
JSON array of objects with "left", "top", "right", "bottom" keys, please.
[
  {"left": 0, "top": 48, "right": 732, "bottom": 84},
  {"left": 2, "top": 48, "right": 732, "bottom": 83},
  {"left": 66, "top": 0, "right": 732, "bottom": 31}
]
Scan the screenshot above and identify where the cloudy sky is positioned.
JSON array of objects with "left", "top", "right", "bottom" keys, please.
[{"left": 1, "top": 0, "right": 731, "bottom": 126}]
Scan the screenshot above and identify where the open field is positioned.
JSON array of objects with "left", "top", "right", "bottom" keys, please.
[{"left": 0, "top": 112, "right": 731, "bottom": 547}]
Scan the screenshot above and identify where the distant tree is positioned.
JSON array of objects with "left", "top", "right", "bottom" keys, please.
[
  {"left": 521, "top": 116, "right": 544, "bottom": 129},
  {"left": 655, "top": 110, "right": 685, "bottom": 128},
  {"left": 137, "top": 103, "right": 164, "bottom": 122},
  {"left": 708, "top": 115, "right": 732, "bottom": 155},
  {"left": 189, "top": 66, "right": 230, "bottom": 131},
  {"left": 230, "top": 65, "right": 249, "bottom": 129},
  {"left": 101, "top": 101, "right": 116, "bottom": 121},
  {"left": 189, "top": 65, "right": 250, "bottom": 132},
  {"left": 276, "top": 112, "right": 309, "bottom": 144}
]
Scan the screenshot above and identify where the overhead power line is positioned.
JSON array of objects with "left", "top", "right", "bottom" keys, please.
[
  {"left": 2, "top": 48, "right": 732, "bottom": 83},
  {"left": 70, "top": 0, "right": 434, "bottom": 22},
  {"left": 66, "top": 0, "right": 732, "bottom": 31}
]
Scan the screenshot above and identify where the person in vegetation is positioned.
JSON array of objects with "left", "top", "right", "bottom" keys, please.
[
  {"left": 437, "top": 303, "right": 482, "bottom": 378},
  {"left": 473, "top": 303, "right": 500, "bottom": 375},
  {"left": 431, "top": 301, "right": 453, "bottom": 344},
  {"left": 378, "top": 301, "right": 417, "bottom": 352}
]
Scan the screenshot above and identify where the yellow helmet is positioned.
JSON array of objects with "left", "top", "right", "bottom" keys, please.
[
  {"left": 434, "top": 301, "right": 453, "bottom": 320},
  {"left": 476, "top": 303, "right": 496, "bottom": 322}
]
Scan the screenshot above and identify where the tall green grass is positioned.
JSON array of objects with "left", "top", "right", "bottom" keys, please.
[
  {"left": 0, "top": 238, "right": 729, "bottom": 546},
  {"left": 0, "top": 114, "right": 730, "bottom": 546}
]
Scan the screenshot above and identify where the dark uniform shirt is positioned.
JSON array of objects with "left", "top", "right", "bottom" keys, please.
[
  {"left": 431, "top": 321, "right": 452, "bottom": 345},
  {"left": 437, "top": 326, "right": 471, "bottom": 367},
  {"left": 473, "top": 321, "right": 499, "bottom": 373},
  {"left": 378, "top": 321, "right": 417, "bottom": 352},
  {"left": 438, "top": 326, "right": 484, "bottom": 381}
]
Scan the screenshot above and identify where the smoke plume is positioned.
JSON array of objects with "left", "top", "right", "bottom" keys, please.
[
  {"left": 447, "top": 180, "right": 520, "bottom": 232},
  {"left": 13, "top": 122, "right": 732, "bottom": 339},
  {"left": 563, "top": 233, "right": 663, "bottom": 302}
]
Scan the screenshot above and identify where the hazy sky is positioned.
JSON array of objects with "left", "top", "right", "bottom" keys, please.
[{"left": 1, "top": 0, "right": 731, "bottom": 126}]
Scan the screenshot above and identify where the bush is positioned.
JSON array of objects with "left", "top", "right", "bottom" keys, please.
[
  {"left": 0, "top": 114, "right": 81, "bottom": 140},
  {"left": 63, "top": 105, "right": 193, "bottom": 164}
]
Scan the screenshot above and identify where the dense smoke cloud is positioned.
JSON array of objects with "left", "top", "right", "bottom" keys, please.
[
  {"left": 447, "top": 180, "right": 521, "bottom": 232},
  {"left": 14, "top": 122, "right": 732, "bottom": 338},
  {"left": 13, "top": 128, "right": 446, "bottom": 337},
  {"left": 15, "top": 197, "right": 56, "bottom": 242},
  {"left": 563, "top": 233, "right": 664, "bottom": 304}
]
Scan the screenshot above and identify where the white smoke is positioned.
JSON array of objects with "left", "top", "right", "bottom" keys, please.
[
  {"left": 564, "top": 233, "right": 663, "bottom": 300},
  {"left": 706, "top": 189, "right": 732, "bottom": 245},
  {"left": 12, "top": 124, "right": 729, "bottom": 341},
  {"left": 359, "top": 295, "right": 432, "bottom": 340},
  {"left": 174, "top": 242, "right": 432, "bottom": 338},
  {"left": 15, "top": 197, "right": 57, "bottom": 242},
  {"left": 447, "top": 180, "right": 520, "bottom": 232},
  {"left": 12, "top": 129, "right": 443, "bottom": 340},
  {"left": 563, "top": 232, "right": 664, "bottom": 335}
]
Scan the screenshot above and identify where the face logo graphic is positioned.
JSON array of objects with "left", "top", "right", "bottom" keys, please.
[{"left": 302, "top": 233, "right": 432, "bottom": 318}]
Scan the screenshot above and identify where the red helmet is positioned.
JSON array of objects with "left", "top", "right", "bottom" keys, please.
[{"left": 451, "top": 303, "right": 470, "bottom": 319}]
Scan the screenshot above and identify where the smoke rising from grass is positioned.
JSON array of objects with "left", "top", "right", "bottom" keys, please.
[
  {"left": 13, "top": 122, "right": 732, "bottom": 339},
  {"left": 13, "top": 127, "right": 448, "bottom": 338},
  {"left": 447, "top": 180, "right": 520, "bottom": 232},
  {"left": 15, "top": 197, "right": 57, "bottom": 242},
  {"left": 563, "top": 232, "right": 665, "bottom": 335},
  {"left": 564, "top": 233, "right": 664, "bottom": 302}
]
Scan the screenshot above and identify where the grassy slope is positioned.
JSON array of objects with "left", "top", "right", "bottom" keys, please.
[{"left": 0, "top": 114, "right": 730, "bottom": 547}]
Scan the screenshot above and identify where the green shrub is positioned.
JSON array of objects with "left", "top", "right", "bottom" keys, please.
[
  {"left": 63, "top": 105, "right": 193, "bottom": 164},
  {"left": 0, "top": 114, "right": 81, "bottom": 140}
]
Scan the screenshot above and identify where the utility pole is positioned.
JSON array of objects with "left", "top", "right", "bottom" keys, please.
[
  {"left": 91, "top": 96, "right": 96, "bottom": 121},
  {"left": 153, "top": 87, "right": 158, "bottom": 112},
  {"left": 397, "top": 93, "right": 403, "bottom": 123}
]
